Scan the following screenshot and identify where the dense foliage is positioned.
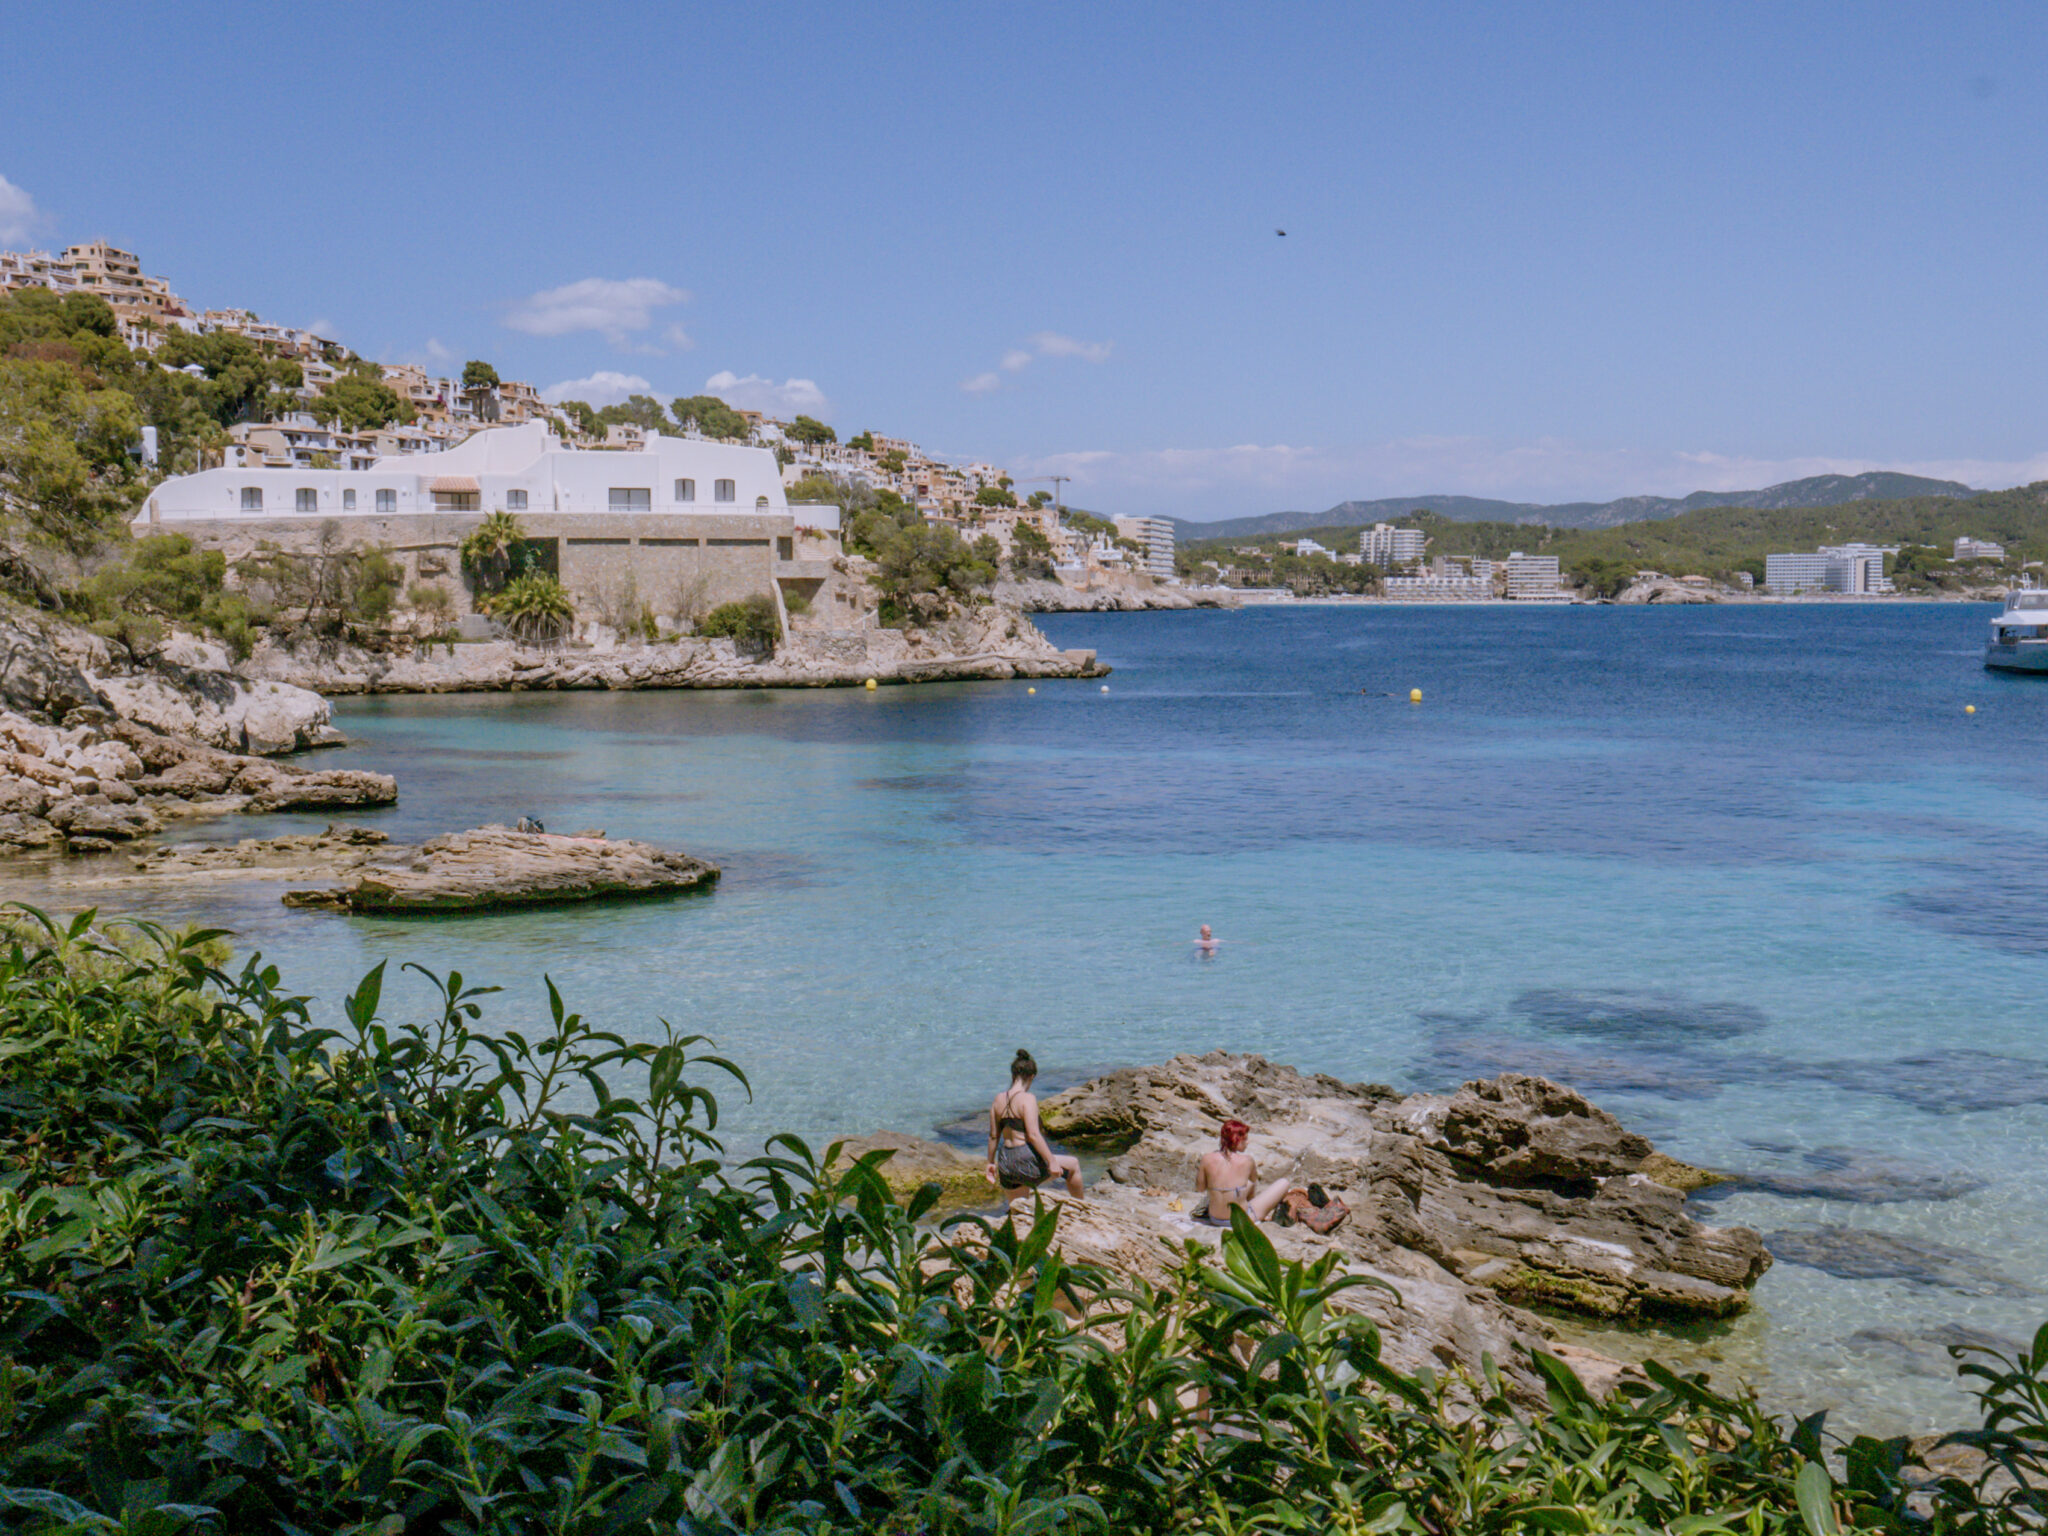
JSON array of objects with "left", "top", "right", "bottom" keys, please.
[
  {"left": 68, "top": 533, "right": 268, "bottom": 657},
  {"left": 697, "top": 592, "right": 781, "bottom": 651},
  {"left": 239, "top": 524, "right": 403, "bottom": 640},
  {"left": 0, "top": 916, "right": 2044, "bottom": 1533}
]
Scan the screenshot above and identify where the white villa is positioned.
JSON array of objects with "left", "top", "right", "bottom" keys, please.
[
  {"left": 140, "top": 421, "right": 805, "bottom": 527},
  {"left": 136, "top": 422, "right": 858, "bottom": 632}
]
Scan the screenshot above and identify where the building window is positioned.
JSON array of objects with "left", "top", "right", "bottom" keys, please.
[
  {"left": 240, "top": 487, "right": 263, "bottom": 510},
  {"left": 715, "top": 479, "right": 735, "bottom": 503},
  {"left": 609, "top": 487, "right": 651, "bottom": 511},
  {"left": 507, "top": 489, "right": 528, "bottom": 510},
  {"left": 295, "top": 488, "right": 317, "bottom": 513},
  {"left": 342, "top": 488, "right": 356, "bottom": 510},
  {"left": 376, "top": 489, "right": 396, "bottom": 513},
  {"left": 756, "top": 495, "right": 770, "bottom": 510},
  {"left": 675, "top": 478, "right": 695, "bottom": 502}
]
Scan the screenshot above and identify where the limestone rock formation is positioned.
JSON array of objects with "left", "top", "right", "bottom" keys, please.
[
  {"left": 283, "top": 826, "right": 718, "bottom": 913},
  {"left": 1039, "top": 1052, "right": 1769, "bottom": 1323},
  {"left": 239, "top": 605, "right": 1107, "bottom": 695}
]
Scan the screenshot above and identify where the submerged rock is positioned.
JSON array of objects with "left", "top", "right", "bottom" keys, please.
[
  {"left": 1711, "top": 1145, "right": 1989, "bottom": 1205},
  {"left": 1799, "top": 1049, "right": 2048, "bottom": 1115},
  {"left": 283, "top": 826, "right": 718, "bottom": 913},
  {"left": 1764, "top": 1225, "right": 2035, "bottom": 1296}
]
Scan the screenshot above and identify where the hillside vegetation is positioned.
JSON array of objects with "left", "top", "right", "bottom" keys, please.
[
  {"left": 1176, "top": 472, "right": 1977, "bottom": 542},
  {"left": 1184, "top": 483, "right": 2048, "bottom": 586}
]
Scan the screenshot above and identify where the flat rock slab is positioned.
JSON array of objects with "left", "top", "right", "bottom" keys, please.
[{"left": 283, "top": 826, "right": 718, "bottom": 913}]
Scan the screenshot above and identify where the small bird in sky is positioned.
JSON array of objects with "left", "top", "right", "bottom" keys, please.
[{"left": 1275, "top": 228, "right": 1287, "bottom": 236}]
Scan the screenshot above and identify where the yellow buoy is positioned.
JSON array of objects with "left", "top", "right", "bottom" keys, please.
[
  {"left": 864, "top": 678, "right": 877, "bottom": 690},
  {"left": 1027, "top": 686, "right": 1036, "bottom": 694},
  {"left": 1409, "top": 688, "right": 1423, "bottom": 703},
  {"left": 1966, "top": 704, "right": 1976, "bottom": 714}
]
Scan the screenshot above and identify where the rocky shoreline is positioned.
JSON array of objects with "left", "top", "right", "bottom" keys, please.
[
  {"left": 833, "top": 1051, "right": 1772, "bottom": 1403},
  {"left": 240, "top": 605, "right": 1106, "bottom": 695},
  {"left": 997, "top": 575, "right": 1238, "bottom": 612}
]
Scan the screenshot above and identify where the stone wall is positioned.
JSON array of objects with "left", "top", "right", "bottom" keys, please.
[{"left": 145, "top": 510, "right": 856, "bottom": 628}]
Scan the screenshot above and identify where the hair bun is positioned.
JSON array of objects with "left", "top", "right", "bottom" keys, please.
[{"left": 1010, "top": 1049, "right": 1038, "bottom": 1078}]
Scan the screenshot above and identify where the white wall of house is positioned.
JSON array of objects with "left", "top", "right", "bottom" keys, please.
[{"left": 137, "top": 422, "right": 797, "bottom": 528}]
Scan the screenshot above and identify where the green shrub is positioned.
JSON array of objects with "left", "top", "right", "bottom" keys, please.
[
  {"left": 698, "top": 591, "right": 781, "bottom": 650},
  {"left": 72, "top": 533, "right": 273, "bottom": 658},
  {"left": 0, "top": 913, "right": 2040, "bottom": 1534}
]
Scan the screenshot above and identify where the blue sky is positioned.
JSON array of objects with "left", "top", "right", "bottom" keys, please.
[{"left": 5, "top": 1, "right": 2046, "bottom": 519}]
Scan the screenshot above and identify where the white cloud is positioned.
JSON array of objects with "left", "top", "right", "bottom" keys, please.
[
  {"left": 662, "top": 323, "right": 695, "bottom": 351},
  {"left": 303, "top": 317, "right": 337, "bottom": 340},
  {"left": 1010, "top": 435, "right": 2048, "bottom": 522},
  {"left": 540, "top": 370, "right": 653, "bottom": 407},
  {"left": 703, "top": 370, "right": 829, "bottom": 417},
  {"left": 0, "top": 174, "right": 41, "bottom": 243},
  {"left": 1029, "top": 331, "right": 1112, "bottom": 363},
  {"left": 962, "top": 331, "right": 1114, "bottom": 395},
  {"left": 503, "top": 277, "right": 691, "bottom": 347},
  {"left": 423, "top": 337, "right": 452, "bottom": 362}
]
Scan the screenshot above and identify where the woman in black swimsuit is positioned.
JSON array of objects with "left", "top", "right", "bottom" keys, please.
[
  {"left": 1194, "top": 1119, "right": 1292, "bottom": 1226},
  {"left": 985, "top": 1050, "right": 1084, "bottom": 1198}
]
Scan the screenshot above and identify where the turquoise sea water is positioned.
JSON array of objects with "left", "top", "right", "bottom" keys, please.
[{"left": 14, "top": 602, "right": 2048, "bottom": 1434}]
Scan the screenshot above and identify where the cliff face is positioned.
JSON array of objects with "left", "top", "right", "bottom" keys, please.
[
  {"left": 0, "top": 610, "right": 393, "bottom": 856},
  {"left": 238, "top": 603, "right": 1105, "bottom": 694}
]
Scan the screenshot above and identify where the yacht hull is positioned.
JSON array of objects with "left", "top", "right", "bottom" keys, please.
[{"left": 1984, "top": 642, "right": 2048, "bottom": 673}]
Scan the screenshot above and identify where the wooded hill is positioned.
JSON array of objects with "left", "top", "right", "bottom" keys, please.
[
  {"left": 1172, "top": 471, "right": 1975, "bottom": 541},
  {"left": 1181, "top": 482, "right": 2048, "bottom": 582}
]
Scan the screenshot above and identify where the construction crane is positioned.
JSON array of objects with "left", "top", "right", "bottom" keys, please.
[{"left": 1015, "top": 475, "right": 1070, "bottom": 518}]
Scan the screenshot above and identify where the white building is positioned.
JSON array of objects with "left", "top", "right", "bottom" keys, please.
[
  {"left": 1289, "top": 538, "right": 1332, "bottom": 558},
  {"left": 1503, "top": 551, "right": 1568, "bottom": 600},
  {"left": 1359, "top": 523, "right": 1427, "bottom": 571},
  {"left": 141, "top": 421, "right": 800, "bottom": 528},
  {"left": 1955, "top": 536, "right": 2006, "bottom": 562},
  {"left": 1112, "top": 516, "right": 1176, "bottom": 579},
  {"left": 1384, "top": 557, "right": 1496, "bottom": 602},
  {"left": 1764, "top": 543, "right": 1896, "bottom": 595}
]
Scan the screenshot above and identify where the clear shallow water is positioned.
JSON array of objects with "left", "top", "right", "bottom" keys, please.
[{"left": 12, "top": 602, "right": 2048, "bottom": 1434}]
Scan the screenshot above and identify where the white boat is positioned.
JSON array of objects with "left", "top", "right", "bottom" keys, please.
[{"left": 1984, "top": 588, "right": 2048, "bottom": 673}]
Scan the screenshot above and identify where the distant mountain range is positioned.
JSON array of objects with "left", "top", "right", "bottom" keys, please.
[{"left": 1170, "top": 472, "right": 1976, "bottom": 542}]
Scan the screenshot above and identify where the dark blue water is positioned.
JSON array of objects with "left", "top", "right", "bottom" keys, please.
[{"left": 18, "top": 602, "right": 2045, "bottom": 1430}]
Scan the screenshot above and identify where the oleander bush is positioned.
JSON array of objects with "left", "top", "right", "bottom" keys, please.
[{"left": 0, "top": 909, "right": 2043, "bottom": 1534}]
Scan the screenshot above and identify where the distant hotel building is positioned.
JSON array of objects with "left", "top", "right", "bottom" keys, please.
[
  {"left": 1384, "top": 556, "right": 1495, "bottom": 601},
  {"left": 1359, "top": 522, "right": 1426, "bottom": 571},
  {"left": 1954, "top": 536, "right": 2006, "bottom": 561},
  {"left": 1764, "top": 543, "right": 1896, "bottom": 594},
  {"left": 1113, "top": 516, "right": 1176, "bottom": 579},
  {"left": 1503, "top": 551, "right": 1568, "bottom": 600}
]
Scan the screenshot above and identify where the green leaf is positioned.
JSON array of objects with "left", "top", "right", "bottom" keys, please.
[{"left": 1795, "top": 1459, "right": 1841, "bottom": 1536}]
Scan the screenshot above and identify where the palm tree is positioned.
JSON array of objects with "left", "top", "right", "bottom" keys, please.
[
  {"left": 460, "top": 510, "right": 526, "bottom": 595},
  {"left": 486, "top": 570, "right": 574, "bottom": 647}
]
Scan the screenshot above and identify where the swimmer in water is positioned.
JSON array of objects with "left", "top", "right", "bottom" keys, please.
[{"left": 1195, "top": 924, "right": 1221, "bottom": 956}]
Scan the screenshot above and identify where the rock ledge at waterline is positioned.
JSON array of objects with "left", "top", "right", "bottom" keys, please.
[
  {"left": 833, "top": 1053, "right": 1768, "bottom": 1401},
  {"left": 241, "top": 607, "right": 1107, "bottom": 695}
]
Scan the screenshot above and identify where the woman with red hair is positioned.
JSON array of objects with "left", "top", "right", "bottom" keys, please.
[{"left": 1194, "top": 1119, "right": 1291, "bottom": 1227}]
